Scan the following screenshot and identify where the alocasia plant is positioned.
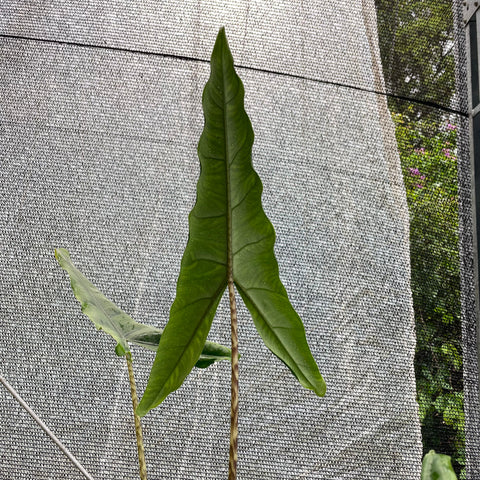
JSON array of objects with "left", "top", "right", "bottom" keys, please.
[
  {"left": 56, "top": 27, "right": 325, "bottom": 480},
  {"left": 136, "top": 27, "right": 326, "bottom": 479},
  {"left": 49, "top": 26, "right": 461, "bottom": 480},
  {"left": 55, "top": 247, "right": 232, "bottom": 480}
]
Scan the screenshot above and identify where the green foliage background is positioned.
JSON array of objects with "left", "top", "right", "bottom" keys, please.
[
  {"left": 374, "top": 0, "right": 464, "bottom": 477},
  {"left": 394, "top": 112, "right": 464, "bottom": 477},
  {"left": 374, "top": 0, "right": 455, "bottom": 122}
]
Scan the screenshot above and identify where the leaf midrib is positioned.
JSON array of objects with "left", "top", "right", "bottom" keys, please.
[{"left": 222, "top": 43, "right": 234, "bottom": 284}]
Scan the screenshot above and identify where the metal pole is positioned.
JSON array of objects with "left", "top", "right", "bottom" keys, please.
[
  {"left": 464, "top": 0, "right": 480, "bottom": 402},
  {"left": 0, "top": 374, "right": 96, "bottom": 480}
]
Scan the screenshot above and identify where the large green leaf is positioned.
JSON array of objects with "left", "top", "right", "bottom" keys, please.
[
  {"left": 55, "top": 248, "right": 231, "bottom": 367},
  {"left": 137, "top": 27, "right": 325, "bottom": 417},
  {"left": 421, "top": 450, "right": 458, "bottom": 480}
]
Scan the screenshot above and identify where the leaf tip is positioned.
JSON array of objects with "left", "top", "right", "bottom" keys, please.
[
  {"left": 135, "top": 404, "right": 146, "bottom": 418},
  {"left": 316, "top": 380, "right": 327, "bottom": 397},
  {"left": 54, "top": 248, "right": 69, "bottom": 263},
  {"left": 136, "top": 395, "right": 158, "bottom": 418},
  {"left": 215, "top": 26, "right": 229, "bottom": 51}
]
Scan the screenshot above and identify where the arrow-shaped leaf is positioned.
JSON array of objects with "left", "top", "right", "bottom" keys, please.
[
  {"left": 55, "top": 248, "right": 231, "bottom": 366},
  {"left": 137, "top": 27, "right": 325, "bottom": 417}
]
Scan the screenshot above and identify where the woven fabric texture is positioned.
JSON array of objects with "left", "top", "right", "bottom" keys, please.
[{"left": 0, "top": 1, "right": 422, "bottom": 478}]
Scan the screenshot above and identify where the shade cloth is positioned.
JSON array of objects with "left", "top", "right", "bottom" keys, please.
[{"left": 0, "top": 1, "right": 423, "bottom": 478}]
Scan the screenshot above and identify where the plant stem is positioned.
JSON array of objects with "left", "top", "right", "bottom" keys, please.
[
  {"left": 126, "top": 353, "right": 147, "bottom": 480},
  {"left": 227, "top": 279, "right": 239, "bottom": 480}
]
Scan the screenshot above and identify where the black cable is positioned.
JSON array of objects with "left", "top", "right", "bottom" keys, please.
[
  {"left": 0, "top": 32, "right": 468, "bottom": 117},
  {"left": 0, "top": 33, "right": 210, "bottom": 65}
]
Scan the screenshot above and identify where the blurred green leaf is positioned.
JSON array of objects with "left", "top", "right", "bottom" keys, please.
[{"left": 421, "top": 450, "right": 458, "bottom": 480}]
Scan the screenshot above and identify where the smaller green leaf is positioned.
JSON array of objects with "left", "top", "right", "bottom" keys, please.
[
  {"left": 55, "top": 248, "right": 231, "bottom": 366},
  {"left": 421, "top": 450, "right": 458, "bottom": 480}
]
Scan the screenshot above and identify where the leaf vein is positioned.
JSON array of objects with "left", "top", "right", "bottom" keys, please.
[
  {"left": 233, "top": 235, "right": 270, "bottom": 257},
  {"left": 228, "top": 136, "right": 250, "bottom": 166},
  {"left": 194, "top": 258, "right": 227, "bottom": 267},
  {"left": 173, "top": 295, "right": 221, "bottom": 314},
  {"left": 192, "top": 211, "right": 226, "bottom": 220},
  {"left": 241, "top": 286, "right": 278, "bottom": 295},
  {"left": 231, "top": 179, "right": 257, "bottom": 211}
]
